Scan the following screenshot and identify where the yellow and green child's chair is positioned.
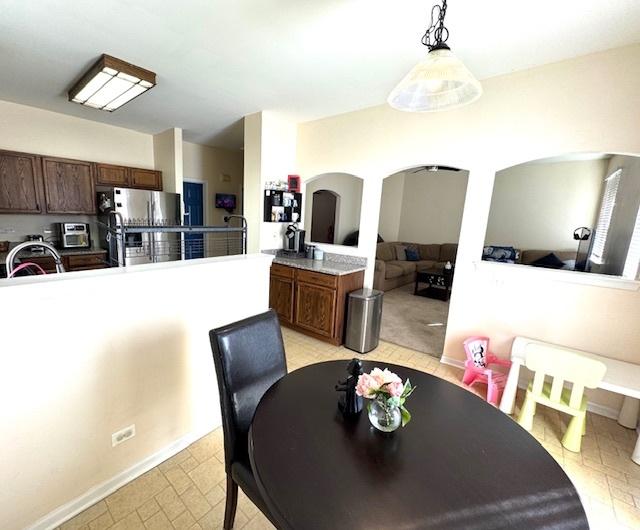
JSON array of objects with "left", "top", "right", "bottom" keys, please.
[{"left": 517, "top": 344, "right": 607, "bottom": 452}]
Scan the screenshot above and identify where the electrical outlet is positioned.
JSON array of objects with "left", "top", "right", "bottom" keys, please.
[{"left": 111, "top": 424, "right": 136, "bottom": 447}]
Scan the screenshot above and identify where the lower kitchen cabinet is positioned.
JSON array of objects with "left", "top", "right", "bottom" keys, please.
[
  {"left": 18, "top": 251, "right": 108, "bottom": 274},
  {"left": 269, "top": 263, "right": 364, "bottom": 345}
]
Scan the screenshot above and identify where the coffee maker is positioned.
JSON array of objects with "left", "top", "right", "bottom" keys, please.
[{"left": 283, "top": 223, "right": 306, "bottom": 256}]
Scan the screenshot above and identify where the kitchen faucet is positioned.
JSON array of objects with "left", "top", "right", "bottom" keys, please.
[{"left": 5, "top": 242, "right": 66, "bottom": 277}]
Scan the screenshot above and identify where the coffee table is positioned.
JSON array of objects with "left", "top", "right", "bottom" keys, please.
[{"left": 414, "top": 268, "right": 453, "bottom": 301}]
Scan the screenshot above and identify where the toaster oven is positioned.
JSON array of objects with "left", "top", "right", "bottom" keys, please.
[{"left": 57, "top": 223, "right": 91, "bottom": 249}]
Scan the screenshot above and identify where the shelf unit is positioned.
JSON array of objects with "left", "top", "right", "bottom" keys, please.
[{"left": 263, "top": 189, "right": 302, "bottom": 223}]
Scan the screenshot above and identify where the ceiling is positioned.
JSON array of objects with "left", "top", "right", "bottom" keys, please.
[{"left": 2, "top": 1, "right": 640, "bottom": 150}]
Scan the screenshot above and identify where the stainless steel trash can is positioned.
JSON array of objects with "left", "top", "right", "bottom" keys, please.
[{"left": 345, "top": 288, "right": 383, "bottom": 353}]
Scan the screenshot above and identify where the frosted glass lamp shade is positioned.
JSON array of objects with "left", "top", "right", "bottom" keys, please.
[{"left": 388, "top": 47, "right": 482, "bottom": 112}]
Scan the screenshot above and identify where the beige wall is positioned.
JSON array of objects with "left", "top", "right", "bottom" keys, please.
[
  {"left": 378, "top": 172, "right": 405, "bottom": 241},
  {"left": 153, "top": 128, "right": 183, "bottom": 194},
  {"left": 304, "top": 173, "right": 363, "bottom": 245},
  {"left": 487, "top": 159, "right": 606, "bottom": 251},
  {"left": 182, "top": 142, "right": 244, "bottom": 226},
  {"left": 243, "top": 112, "right": 298, "bottom": 252},
  {"left": 296, "top": 44, "right": 640, "bottom": 414},
  {"left": 0, "top": 99, "right": 154, "bottom": 167},
  {"left": 0, "top": 255, "right": 273, "bottom": 529},
  {"left": 396, "top": 169, "right": 468, "bottom": 245}
]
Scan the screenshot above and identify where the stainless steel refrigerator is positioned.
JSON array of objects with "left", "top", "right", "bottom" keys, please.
[{"left": 97, "top": 187, "right": 182, "bottom": 266}]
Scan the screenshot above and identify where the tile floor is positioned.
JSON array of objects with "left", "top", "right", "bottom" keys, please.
[{"left": 61, "top": 328, "right": 640, "bottom": 529}]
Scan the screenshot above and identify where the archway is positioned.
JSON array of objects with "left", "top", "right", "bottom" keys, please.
[{"left": 310, "top": 190, "right": 339, "bottom": 244}]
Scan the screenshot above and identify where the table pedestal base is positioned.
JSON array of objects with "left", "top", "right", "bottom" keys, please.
[{"left": 618, "top": 396, "right": 639, "bottom": 429}]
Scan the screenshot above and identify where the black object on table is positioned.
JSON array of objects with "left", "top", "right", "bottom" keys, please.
[
  {"left": 415, "top": 267, "right": 453, "bottom": 301},
  {"left": 249, "top": 360, "right": 588, "bottom": 530}
]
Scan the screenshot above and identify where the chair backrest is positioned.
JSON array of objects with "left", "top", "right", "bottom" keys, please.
[
  {"left": 464, "top": 336, "right": 490, "bottom": 368},
  {"left": 209, "top": 309, "right": 287, "bottom": 470},
  {"left": 524, "top": 343, "right": 606, "bottom": 409}
]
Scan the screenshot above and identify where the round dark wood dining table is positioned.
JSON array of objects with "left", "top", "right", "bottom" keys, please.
[{"left": 249, "top": 360, "right": 588, "bottom": 530}]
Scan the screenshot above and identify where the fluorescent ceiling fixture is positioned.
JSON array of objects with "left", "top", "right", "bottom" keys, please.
[
  {"left": 69, "top": 54, "right": 156, "bottom": 112},
  {"left": 388, "top": 0, "right": 481, "bottom": 112}
]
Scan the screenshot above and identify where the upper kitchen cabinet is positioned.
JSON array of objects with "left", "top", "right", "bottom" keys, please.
[
  {"left": 95, "top": 163, "right": 130, "bottom": 187},
  {"left": 0, "top": 150, "right": 45, "bottom": 213},
  {"left": 95, "top": 164, "right": 162, "bottom": 191},
  {"left": 130, "top": 168, "right": 162, "bottom": 190},
  {"left": 42, "top": 156, "right": 96, "bottom": 214}
]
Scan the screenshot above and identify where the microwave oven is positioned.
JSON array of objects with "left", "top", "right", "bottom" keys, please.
[{"left": 56, "top": 223, "right": 91, "bottom": 249}]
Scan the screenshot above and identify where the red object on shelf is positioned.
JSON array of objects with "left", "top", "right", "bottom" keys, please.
[{"left": 288, "top": 174, "right": 300, "bottom": 192}]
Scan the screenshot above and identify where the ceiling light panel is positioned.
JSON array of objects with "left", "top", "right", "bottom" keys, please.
[{"left": 68, "top": 54, "right": 156, "bottom": 112}]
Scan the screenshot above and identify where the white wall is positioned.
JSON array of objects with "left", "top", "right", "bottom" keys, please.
[
  {"left": 486, "top": 159, "right": 606, "bottom": 251},
  {"left": 0, "top": 254, "right": 273, "bottom": 530},
  {"left": 182, "top": 142, "right": 244, "bottom": 226},
  {"left": 0, "top": 100, "right": 154, "bottom": 168},
  {"left": 296, "top": 44, "right": 640, "bottom": 414},
  {"left": 378, "top": 172, "right": 405, "bottom": 241},
  {"left": 304, "top": 173, "right": 363, "bottom": 245},
  {"left": 396, "top": 169, "right": 468, "bottom": 244},
  {"left": 602, "top": 155, "right": 640, "bottom": 275}
]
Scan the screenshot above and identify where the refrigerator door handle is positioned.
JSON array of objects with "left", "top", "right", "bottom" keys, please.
[{"left": 147, "top": 200, "right": 155, "bottom": 263}]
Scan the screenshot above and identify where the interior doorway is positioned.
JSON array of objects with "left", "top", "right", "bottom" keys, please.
[
  {"left": 183, "top": 180, "right": 204, "bottom": 260},
  {"left": 310, "top": 189, "right": 338, "bottom": 244},
  {"left": 375, "top": 165, "right": 469, "bottom": 358}
]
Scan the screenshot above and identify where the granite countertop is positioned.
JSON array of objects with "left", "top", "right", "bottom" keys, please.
[{"left": 272, "top": 255, "right": 366, "bottom": 276}]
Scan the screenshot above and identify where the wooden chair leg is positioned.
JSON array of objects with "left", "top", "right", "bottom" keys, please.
[
  {"left": 517, "top": 393, "right": 536, "bottom": 431},
  {"left": 562, "top": 414, "right": 585, "bottom": 453},
  {"left": 224, "top": 475, "right": 238, "bottom": 529}
]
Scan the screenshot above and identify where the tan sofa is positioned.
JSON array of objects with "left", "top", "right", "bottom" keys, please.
[{"left": 373, "top": 242, "right": 458, "bottom": 291}]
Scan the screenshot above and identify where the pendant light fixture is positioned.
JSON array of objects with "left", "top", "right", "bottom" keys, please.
[{"left": 388, "top": 0, "right": 482, "bottom": 112}]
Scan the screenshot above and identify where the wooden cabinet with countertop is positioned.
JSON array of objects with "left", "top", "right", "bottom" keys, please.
[
  {"left": 13, "top": 250, "right": 109, "bottom": 274},
  {"left": 269, "top": 262, "right": 364, "bottom": 345}
]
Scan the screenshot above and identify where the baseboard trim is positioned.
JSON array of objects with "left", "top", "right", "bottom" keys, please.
[
  {"left": 28, "top": 423, "right": 219, "bottom": 530},
  {"left": 440, "top": 356, "right": 621, "bottom": 421}
]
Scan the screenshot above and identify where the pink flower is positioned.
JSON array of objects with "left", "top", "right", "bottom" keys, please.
[
  {"left": 386, "top": 381, "right": 404, "bottom": 397},
  {"left": 356, "top": 373, "right": 379, "bottom": 397}
]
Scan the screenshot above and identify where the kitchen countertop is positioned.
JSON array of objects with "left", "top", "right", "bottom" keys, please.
[{"left": 272, "top": 255, "right": 366, "bottom": 276}]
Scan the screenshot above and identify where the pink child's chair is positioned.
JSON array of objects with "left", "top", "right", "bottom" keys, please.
[{"left": 462, "top": 336, "right": 512, "bottom": 406}]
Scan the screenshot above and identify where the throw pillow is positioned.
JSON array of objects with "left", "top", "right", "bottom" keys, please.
[
  {"left": 394, "top": 245, "right": 407, "bottom": 261},
  {"left": 405, "top": 247, "right": 420, "bottom": 261},
  {"left": 482, "top": 245, "right": 517, "bottom": 263},
  {"left": 531, "top": 253, "right": 565, "bottom": 269}
]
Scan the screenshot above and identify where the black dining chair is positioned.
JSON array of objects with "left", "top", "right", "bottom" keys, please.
[{"left": 209, "top": 309, "right": 287, "bottom": 529}]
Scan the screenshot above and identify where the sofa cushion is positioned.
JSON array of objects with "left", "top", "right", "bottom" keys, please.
[
  {"left": 418, "top": 244, "right": 440, "bottom": 261},
  {"left": 394, "top": 245, "right": 407, "bottom": 261},
  {"left": 385, "top": 264, "right": 404, "bottom": 279},
  {"left": 530, "top": 252, "right": 565, "bottom": 269},
  {"left": 439, "top": 243, "right": 458, "bottom": 263},
  {"left": 376, "top": 242, "right": 396, "bottom": 262},
  {"left": 416, "top": 260, "right": 437, "bottom": 272},
  {"left": 388, "top": 260, "right": 416, "bottom": 275}
]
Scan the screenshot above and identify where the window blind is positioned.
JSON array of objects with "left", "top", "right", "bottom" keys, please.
[
  {"left": 590, "top": 169, "right": 621, "bottom": 265},
  {"left": 623, "top": 205, "right": 640, "bottom": 279}
]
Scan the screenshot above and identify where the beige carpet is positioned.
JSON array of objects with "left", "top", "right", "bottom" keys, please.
[{"left": 380, "top": 283, "right": 449, "bottom": 358}]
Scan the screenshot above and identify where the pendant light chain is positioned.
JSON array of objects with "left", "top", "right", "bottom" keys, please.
[{"left": 421, "top": 0, "right": 450, "bottom": 50}]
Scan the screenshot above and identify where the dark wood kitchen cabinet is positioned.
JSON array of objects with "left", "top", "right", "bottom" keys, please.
[
  {"left": 95, "top": 164, "right": 162, "bottom": 190},
  {"left": 42, "top": 156, "right": 96, "bottom": 214},
  {"left": 269, "top": 263, "right": 364, "bottom": 345},
  {"left": 130, "top": 168, "right": 162, "bottom": 190},
  {"left": 0, "top": 150, "right": 45, "bottom": 213},
  {"left": 18, "top": 251, "right": 108, "bottom": 274},
  {"left": 95, "top": 163, "right": 130, "bottom": 187},
  {"left": 269, "top": 263, "right": 295, "bottom": 324}
]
